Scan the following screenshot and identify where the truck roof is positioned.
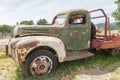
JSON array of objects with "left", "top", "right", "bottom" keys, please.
[{"left": 57, "top": 9, "right": 89, "bottom": 15}]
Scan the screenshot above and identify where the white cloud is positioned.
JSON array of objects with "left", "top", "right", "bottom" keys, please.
[
  {"left": 0, "top": 6, "right": 8, "bottom": 14},
  {"left": 0, "top": 0, "right": 117, "bottom": 25}
]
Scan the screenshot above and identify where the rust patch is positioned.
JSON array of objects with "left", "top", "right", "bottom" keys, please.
[
  {"left": 16, "top": 39, "right": 39, "bottom": 49},
  {"left": 82, "top": 32, "right": 86, "bottom": 35},
  {"left": 71, "top": 31, "right": 80, "bottom": 37},
  {"left": 15, "top": 38, "right": 39, "bottom": 64}
]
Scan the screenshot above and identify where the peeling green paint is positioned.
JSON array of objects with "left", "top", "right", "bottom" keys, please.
[{"left": 12, "top": 9, "right": 91, "bottom": 51}]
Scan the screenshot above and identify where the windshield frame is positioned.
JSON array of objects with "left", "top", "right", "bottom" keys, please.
[{"left": 52, "top": 14, "right": 67, "bottom": 25}]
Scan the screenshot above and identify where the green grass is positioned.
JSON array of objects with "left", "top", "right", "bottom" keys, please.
[
  {"left": 111, "top": 30, "right": 119, "bottom": 34},
  {"left": 110, "top": 78, "right": 120, "bottom": 80},
  {"left": 0, "top": 54, "right": 16, "bottom": 80},
  {"left": 1, "top": 51, "right": 120, "bottom": 80}
]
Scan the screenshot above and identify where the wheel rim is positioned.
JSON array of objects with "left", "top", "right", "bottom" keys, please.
[{"left": 30, "top": 55, "right": 53, "bottom": 75}]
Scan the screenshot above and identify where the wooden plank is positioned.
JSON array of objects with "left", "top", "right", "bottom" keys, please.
[{"left": 0, "top": 39, "right": 10, "bottom": 55}]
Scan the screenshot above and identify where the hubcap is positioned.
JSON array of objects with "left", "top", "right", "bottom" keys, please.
[{"left": 30, "top": 55, "right": 53, "bottom": 75}]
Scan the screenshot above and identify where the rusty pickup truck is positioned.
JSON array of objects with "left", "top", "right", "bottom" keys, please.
[{"left": 10, "top": 9, "right": 120, "bottom": 77}]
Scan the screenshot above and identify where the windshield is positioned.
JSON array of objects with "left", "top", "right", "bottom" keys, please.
[{"left": 54, "top": 14, "right": 66, "bottom": 25}]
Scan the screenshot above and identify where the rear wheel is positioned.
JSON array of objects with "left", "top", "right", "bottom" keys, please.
[
  {"left": 109, "top": 48, "right": 120, "bottom": 56},
  {"left": 25, "top": 49, "right": 58, "bottom": 77}
]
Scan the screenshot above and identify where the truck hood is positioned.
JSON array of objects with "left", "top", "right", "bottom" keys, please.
[{"left": 12, "top": 25, "right": 63, "bottom": 37}]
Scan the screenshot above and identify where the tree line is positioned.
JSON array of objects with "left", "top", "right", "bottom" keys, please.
[
  {"left": 0, "top": 25, "right": 12, "bottom": 33},
  {"left": 20, "top": 18, "right": 48, "bottom": 25},
  {"left": 0, "top": 19, "right": 48, "bottom": 33}
]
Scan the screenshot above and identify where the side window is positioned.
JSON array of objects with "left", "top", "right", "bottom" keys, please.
[{"left": 69, "top": 13, "right": 86, "bottom": 24}]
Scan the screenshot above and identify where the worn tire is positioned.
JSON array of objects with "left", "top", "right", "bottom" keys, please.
[
  {"left": 91, "top": 22, "right": 96, "bottom": 40},
  {"left": 25, "top": 49, "right": 58, "bottom": 77}
]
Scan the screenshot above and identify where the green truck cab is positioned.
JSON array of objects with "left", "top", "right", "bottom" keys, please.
[{"left": 10, "top": 9, "right": 97, "bottom": 77}]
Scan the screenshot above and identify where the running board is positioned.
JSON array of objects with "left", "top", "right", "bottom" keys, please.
[{"left": 66, "top": 50, "right": 94, "bottom": 61}]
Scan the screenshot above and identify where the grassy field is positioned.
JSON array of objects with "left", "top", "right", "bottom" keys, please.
[
  {"left": 97, "top": 29, "right": 119, "bottom": 35},
  {"left": 1, "top": 50, "right": 120, "bottom": 80}
]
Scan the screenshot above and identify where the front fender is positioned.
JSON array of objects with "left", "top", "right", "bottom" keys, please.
[
  {"left": 14, "top": 36, "right": 66, "bottom": 64},
  {"left": 37, "top": 37, "right": 66, "bottom": 62}
]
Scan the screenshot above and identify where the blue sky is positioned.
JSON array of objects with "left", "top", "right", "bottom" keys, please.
[{"left": 0, "top": 0, "right": 117, "bottom": 25}]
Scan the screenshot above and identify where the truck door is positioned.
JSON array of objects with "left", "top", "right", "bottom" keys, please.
[{"left": 65, "top": 13, "right": 91, "bottom": 50}]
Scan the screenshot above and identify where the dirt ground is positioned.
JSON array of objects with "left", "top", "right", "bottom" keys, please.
[
  {"left": 61, "top": 66, "right": 120, "bottom": 80},
  {"left": 73, "top": 68, "right": 114, "bottom": 80}
]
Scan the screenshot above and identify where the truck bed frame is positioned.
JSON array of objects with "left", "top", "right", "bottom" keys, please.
[{"left": 89, "top": 9, "right": 120, "bottom": 49}]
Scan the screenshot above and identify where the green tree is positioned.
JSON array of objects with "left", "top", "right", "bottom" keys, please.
[
  {"left": 0, "top": 24, "right": 12, "bottom": 33},
  {"left": 37, "top": 19, "right": 48, "bottom": 25},
  {"left": 113, "top": 0, "right": 120, "bottom": 28},
  {"left": 20, "top": 20, "right": 34, "bottom": 25}
]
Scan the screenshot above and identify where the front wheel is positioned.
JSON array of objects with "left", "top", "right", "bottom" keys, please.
[{"left": 25, "top": 49, "right": 58, "bottom": 77}]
